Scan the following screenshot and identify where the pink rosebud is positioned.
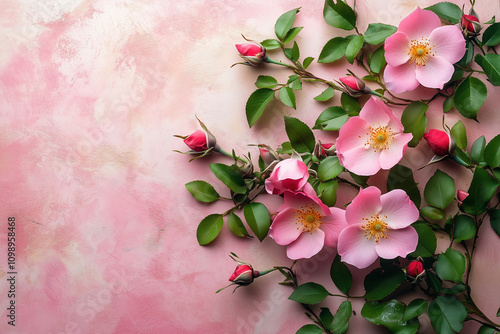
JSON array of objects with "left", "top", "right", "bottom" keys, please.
[
  {"left": 320, "top": 143, "right": 335, "bottom": 156},
  {"left": 258, "top": 144, "right": 279, "bottom": 167},
  {"left": 235, "top": 42, "right": 266, "bottom": 66},
  {"left": 184, "top": 130, "right": 209, "bottom": 151},
  {"left": 457, "top": 190, "right": 469, "bottom": 208},
  {"left": 339, "top": 76, "right": 366, "bottom": 97},
  {"left": 461, "top": 14, "right": 481, "bottom": 36},
  {"left": 229, "top": 264, "right": 259, "bottom": 286},
  {"left": 406, "top": 260, "right": 424, "bottom": 278},
  {"left": 314, "top": 142, "right": 336, "bottom": 159},
  {"left": 423, "top": 129, "right": 455, "bottom": 156},
  {"left": 265, "top": 158, "right": 309, "bottom": 195},
  {"left": 175, "top": 118, "right": 218, "bottom": 158}
]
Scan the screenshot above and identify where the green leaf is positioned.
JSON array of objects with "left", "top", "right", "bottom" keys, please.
[
  {"left": 275, "top": 8, "right": 300, "bottom": 40},
  {"left": 289, "top": 282, "right": 330, "bottom": 304},
  {"left": 436, "top": 248, "right": 466, "bottom": 283},
  {"left": 475, "top": 53, "right": 500, "bottom": 86},
  {"left": 401, "top": 101, "right": 428, "bottom": 147},
  {"left": 318, "top": 157, "right": 343, "bottom": 181},
  {"left": 403, "top": 299, "right": 427, "bottom": 322},
  {"left": 323, "top": 0, "right": 356, "bottom": 30},
  {"left": 331, "top": 301, "right": 352, "bottom": 333},
  {"left": 185, "top": 180, "right": 220, "bottom": 203},
  {"left": 420, "top": 206, "right": 444, "bottom": 221},
  {"left": 313, "top": 107, "right": 349, "bottom": 131},
  {"left": 196, "top": 214, "right": 224, "bottom": 245},
  {"left": 255, "top": 75, "right": 278, "bottom": 89},
  {"left": 314, "top": 86, "right": 335, "bottom": 101},
  {"left": 246, "top": 88, "right": 275, "bottom": 127},
  {"left": 345, "top": 35, "right": 364, "bottom": 64},
  {"left": 261, "top": 39, "right": 281, "bottom": 50},
  {"left": 457, "top": 40, "right": 475, "bottom": 69},
  {"left": 364, "top": 23, "right": 397, "bottom": 44},
  {"left": 440, "top": 283, "right": 467, "bottom": 295},
  {"left": 364, "top": 266, "right": 405, "bottom": 301},
  {"left": 288, "top": 75, "right": 303, "bottom": 90},
  {"left": 362, "top": 300, "right": 419, "bottom": 334},
  {"left": 285, "top": 116, "right": 316, "bottom": 153},
  {"left": 387, "top": 164, "right": 421, "bottom": 208},
  {"left": 484, "top": 134, "right": 500, "bottom": 167},
  {"left": 317, "top": 180, "right": 338, "bottom": 207},
  {"left": 424, "top": 2, "right": 462, "bottom": 24},
  {"left": 303, "top": 56, "right": 314, "bottom": 69},
  {"left": 490, "top": 210, "right": 500, "bottom": 237},
  {"left": 427, "top": 296, "right": 467, "bottom": 334},
  {"left": 284, "top": 27, "right": 304, "bottom": 44},
  {"left": 482, "top": 22, "right": 500, "bottom": 46},
  {"left": 243, "top": 202, "right": 270, "bottom": 242},
  {"left": 209, "top": 163, "right": 247, "bottom": 194},
  {"left": 471, "top": 136, "right": 486, "bottom": 164},
  {"left": 462, "top": 167, "right": 499, "bottom": 215},
  {"left": 478, "top": 325, "right": 497, "bottom": 334},
  {"left": 426, "top": 271, "right": 442, "bottom": 293},
  {"left": 330, "top": 254, "right": 352, "bottom": 296},
  {"left": 370, "top": 46, "right": 386, "bottom": 74},
  {"left": 424, "top": 170, "right": 455, "bottom": 210},
  {"left": 279, "top": 87, "right": 296, "bottom": 109},
  {"left": 443, "top": 96, "right": 454, "bottom": 113},
  {"left": 296, "top": 324, "right": 322, "bottom": 334},
  {"left": 454, "top": 76, "right": 487, "bottom": 120},
  {"left": 319, "top": 308, "right": 334, "bottom": 328},
  {"left": 291, "top": 41, "right": 300, "bottom": 61},
  {"left": 340, "top": 93, "right": 361, "bottom": 116},
  {"left": 228, "top": 212, "right": 250, "bottom": 238},
  {"left": 318, "top": 37, "right": 349, "bottom": 63},
  {"left": 451, "top": 120, "right": 467, "bottom": 150},
  {"left": 409, "top": 222, "right": 437, "bottom": 258},
  {"left": 453, "top": 215, "right": 476, "bottom": 242}
]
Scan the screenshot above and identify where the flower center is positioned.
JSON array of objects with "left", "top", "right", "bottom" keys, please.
[
  {"left": 365, "top": 125, "right": 394, "bottom": 152},
  {"left": 294, "top": 204, "right": 323, "bottom": 234},
  {"left": 362, "top": 215, "right": 388, "bottom": 242},
  {"left": 408, "top": 39, "right": 435, "bottom": 66}
]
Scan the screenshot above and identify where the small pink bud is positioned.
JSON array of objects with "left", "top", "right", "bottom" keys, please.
[
  {"left": 423, "top": 129, "right": 454, "bottom": 156},
  {"left": 229, "top": 264, "right": 259, "bottom": 286},
  {"left": 339, "top": 76, "right": 367, "bottom": 97},
  {"left": 457, "top": 190, "right": 469, "bottom": 204},
  {"left": 235, "top": 42, "right": 266, "bottom": 66},
  {"left": 183, "top": 130, "right": 208, "bottom": 151},
  {"left": 258, "top": 144, "right": 279, "bottom": 166},
  {"left": 407, "top": 260, "right": 424, "bottom": 278},
  {"left": 461, "top": 14, "right": 481, "bottom": 35}
]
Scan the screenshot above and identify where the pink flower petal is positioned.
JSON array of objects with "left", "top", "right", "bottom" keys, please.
[
  {"left": 336, "top": 117, "right": 370, "bottom": 153},
  {"left": 415, "top": 55, "right": 455, "bottom": 89},
  {"left": 429, "top": 25, "right": 466, "bottom": 64},
  {"left": 337, "top": 225, "right": 378, "bottom": 269},
  {"left": 286, "top": 229, "right": 325, "bottom": 259},
  {"left": 384, "top": 62, "right": 419, "bottom": 93},
  {"left": 359, "top": 96, "right": 391, "bottom": 126},
  {"left": 384, "top": 32, "right": 411, "bottom": 67},
  {"left": 321, "top": 207, "right": 348, "bottom": 248},
  {"left": 374, "top": 226, "right": 418, "bottom": 259},
  {"left": 346, "top": 187, "right": 382, "bottom": 225},
  {"left": 378, "top": 133, "right": 412, "bottom": 170},
  {"left": 269, "top": 208, "right": 302, "bottom": 245},
  {"left": 283, "top": 191, "right": 323, "bottom": 214},
  {"left": 338, "top": 145, "right": 381, "bottom": 176},
  {"left": 398, "top": 7, "right": 441, "bottom": 41},
  {"left": 379, "top": 189, "right": 420, "bottom": 229}
]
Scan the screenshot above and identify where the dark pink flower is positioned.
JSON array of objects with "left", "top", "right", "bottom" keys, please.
[
  {"left": 265, "top": 158, "right": 309, "bottom": 195},
  {"left": 406, "top": 260, "right": 424, "bottom": 277},
  {"left": 184, "top": 130, "right": 209, "bottom": 151},
  {"left": 229, "top": 264, "right": 259, "bottom": 286},
  {"left": 235, "top": 42, "right": 266, "bottom": 66},
  {"left": 339, "top": 76, "right": 367, "bottom": 97},
  {"left": 423, "top": 129, "right": 454, "bottom": 156}
]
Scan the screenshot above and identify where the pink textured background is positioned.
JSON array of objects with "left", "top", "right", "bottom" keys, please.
[{"left": 1, "top": 0, "right": 500, "bottom": 333}]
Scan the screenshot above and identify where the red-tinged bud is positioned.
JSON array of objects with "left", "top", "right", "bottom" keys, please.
[
  {"left": 229, "top": 264, "right": 260, "bottom": 286},
  {"left": 174, "top": 117, "right": 218, "bottom": 160},
  {"left": 461, "top": 14, "right": 481, "bottom": 36},
  {"left": 183, "top": 130, "right": 209, "bottom": 151},
  {"left": 457, "top": 190, "right": 469, "bottom": 209},
  {"left": 314, "top": 141, "right": 336, "bottom": 159},
  {"left": 235, "top": 42, "right": 267, "bottom": 66},
  {"left": 339, "top": 75, "right": 369, "bottom": 97},
  {"left": 406, "top": 260, "right": 425, "bottom": 278},
  {"left": 258, "top": 144, "right": 279, "bottom": 167},
  {"left": 423, "top": 129, "right": 455, "bottom": 156}
]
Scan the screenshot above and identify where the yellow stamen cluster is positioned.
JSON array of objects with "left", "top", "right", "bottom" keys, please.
[
  {"left": 361, "top": 215, "right": 389, "bottom": 242},
  {"left": 408, "top": 38, "right": 435, "bottom": 66},
  {"left": 294, "top": 204, "right": 324, "bottom": 234},
  {"left": 365, "top": 124, "right": 395, "bottom": 152}
]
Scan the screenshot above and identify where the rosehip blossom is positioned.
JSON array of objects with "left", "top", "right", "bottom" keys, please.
[
  {"left": 235, "top": 42, "right": 266, "bottom": 66},
  {"left": 336, "top": 97, "right": 412, "bottom": 176},
  {"left": 269, "top": 188, "right": 347, "bottom": 260},
  {"left": 423, "top": 129, "right": 455, "bottom": 156},
  {"left": 337, "top": 187, "right": 419, "bottom": 269},
  {"left": 384, "top": 7, "right": 466, "bottom": 93},
  {"left": 265, "top": 158, "right": 309, "bottom": 195}
]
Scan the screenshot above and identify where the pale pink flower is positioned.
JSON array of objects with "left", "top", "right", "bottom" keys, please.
[
  {"left": 384, "top": 7, "right": 466, "bottom": 93},
  {"left": 336, "top": 97, "right": 412, "bottom": 176},
  {"left": 265, "top": 158, "right": 309, "bottom": 195},
  {"left": 269, "top": 187, "right": 347, "bottom": 260},
  {"left": 337, "top": 187, "right": 419, "bottom": 269}
]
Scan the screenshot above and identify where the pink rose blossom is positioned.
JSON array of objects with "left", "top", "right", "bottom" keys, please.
[
  {"left": 269, "top": 188, "right": 347, "bottom": 260},
  {"left": 265, "top": 158, "right": 309, "bottom": 195},
  {"left": 384, "top": 7, "right": 466, "bottom": 93},
  {"left": 337, "top": 187, "right": 419, "bottom": 269},
  {"left": 336, "top": 97, "right": 412, "bottom": 176}
]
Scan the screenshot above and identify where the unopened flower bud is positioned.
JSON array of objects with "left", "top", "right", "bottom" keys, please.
[
  {"left": 258, "top": 144, "right": 279, "bottom": 167},
  {"left": 229, "top": 264, "right": 260, "bottom": 286},
  {"left": 235, "top": 42, "right": 267, "bottom": 66},
  {"left": 406, "top": 260, "right": 425, "bottom": 279},
  {"left": 457, "top": 190, "right": 469, "bottom": 208},
  {"left": 339, "top": 76, "right": 369, "bottom": 97},
  {"left": 423, "top": 129, "right": 455, "bottom": 156},
  {"left": 314, "top": 142, "right": 336, "bottom": 159},
  {"left": 461, "top": 14, "right": 481, "bottom": 36},
  {"left": 174, "top": 118, "right": 218, "bottom": 159}
]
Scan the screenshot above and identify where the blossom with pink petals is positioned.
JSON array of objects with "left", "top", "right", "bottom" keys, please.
[
  {"left": 265, "top": 158, "right": 309, "bottom": 195},
  {"left": 269, "top": 190, "right": 347, "bottom": 260},
  {"left": 337, "top": 187, "right": 419, "bottom": 269},
  {"left": 384, "top": 7, "right": 466, "bottom": 93},
  {"left": 336, "top": 97, "right": 412, "bottom": 176}
]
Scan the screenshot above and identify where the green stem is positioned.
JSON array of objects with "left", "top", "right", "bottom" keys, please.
[{"left": 217, "top": 147, "right": 246, "bottom": 162}]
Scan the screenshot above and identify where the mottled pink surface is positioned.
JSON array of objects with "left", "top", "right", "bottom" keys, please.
[{"left": 1, "top": 0, "right": 500, "bottom": 333}]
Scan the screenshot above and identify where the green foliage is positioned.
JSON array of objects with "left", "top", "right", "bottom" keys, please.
[
  {"left": 318, "top": 37, "right": 349, "bottom": 63},
  {"left": 364, "top": 266, "right": 405, "bottom": 301},
  {"left": 443, "top": 96, "right": 454, "bottom": 113},
  {"left": 409, "top": 222, "right": 437, "bottom": 258},
  {"left": 490, "top": 210, "right": 500, "bottom": 237},
  {"left": 228, "top": 212, "right": 251, "bottom": 238},
  {"left": 317, "top": 179, "right": 338, "bottom": 207},
  {"left": 279, "top": 87, "right": 296, "bottom": 109},
  {"left": 285, "top": 116, "right": 316, "bottom": 153},
  {"left": 318, "top": 156, "right": 343, "bottom": 181},
  {"left": 314, "top": 86, "right": 335, "bottom": 101},
  {"left": 296, "top": 324, "right": 322, "bottom": 334},
  {"left": 362, "top": 300, "right": 419, "bottom": 334},
  {"left": 454, "top": 76, "right": 487, "bottom": 120},
  {"left": 370, "top": 46, "right": 386, "bottom": 74},
  {"left": 364, "top": 23, "right": 397, "bottom": 44},
  {"left": 484, "top": 134, "right": 500, "bottom": 167},
  {"left": 209, "top": 163, "right": 247, "bottom": 194},
  {"left": 475, "top": 54, "right": 500, "bottom": 86},
  {"left": 284, "top": 27, "right": 304, "bottom": 44},
  {"left": 330, "top": 254, "right": 352, "bottom": 296},
  {"left": 462, "top": 167, "right": 499, "bottom": 215},
  {"left": 451, "top": 120, "right": 467, "bottom": 150},
  {"left": 345, "top": 35, "right": 364, "bottom": 64},
  {"left": 243, "top": 202, "right": 271, "bottom": 242},
  {"left": 401, "top": 101, "right": 428, "bottom": 147},
  {"left": 471, "top": 136, "right": 486, "bottom": 164},
  {"left": 424, "top": 2, "right": 462, "bottom": 23},
  {"left": 340, "top": 93, "right": 361, "bottom": 116},
  {"left": 424, "top": 170, "right": 455, "bottom": 210},
  {"left": 197, "top": 214, "right": 224, "bottom": 245},
  {"left": 185, "top": 180, "right": 220, "bottom": 203},
  {"left": 323, "top": 0, "right": 356, "bottom": 30},
  {"left": 261, "top": 39, "right": 281, "bottom": 50},
  {"left": 255, "top": 75, "right": 278, "bottom": 89},
  {"left": 420, "top": 206, "right": 444, "bottom": 221},
  {"left": 303, "top": 56, "right": 314, "bottom": 69},
  {"left": 436, "top": 248, "right": 466, "bottom": 283},
  {"left": 313, "top": 107, "right": 348, "bottom": 131},
  {"left": 288, "top": 282, "right": 330, "bottom": 304},
  {"left": 482, "top": 22, "right": 500, "bottom": 46},
  {"left": 246, "top": 88, "right": 275, "bottom": 127},
  {"left": 402, "top": 299, "right": 427, "bottom": 322},
  {"left": 275, "top": 8, "right": 300, "bottom": 40},
  {"left": 387, "top": 164, "right": 421, "bottom": 208},
  {"left": 330, "top": 301, "right": 352, "bottom": 333},
  {"left": 453, "top": 215, "right": 476, "bottom": 242},
  {"left": 427, "top": 296, "right": 467, "bottom": 334}
]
